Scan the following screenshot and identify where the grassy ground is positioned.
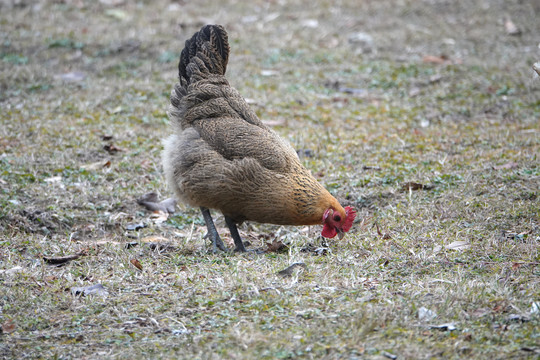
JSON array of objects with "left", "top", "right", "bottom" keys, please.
[{"left": 1, "top": 0, "right": 539, "bottom": 359}]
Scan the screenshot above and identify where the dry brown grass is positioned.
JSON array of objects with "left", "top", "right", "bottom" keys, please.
[{"left": 1, "top": 0, "right": 539, "bottom": 359}]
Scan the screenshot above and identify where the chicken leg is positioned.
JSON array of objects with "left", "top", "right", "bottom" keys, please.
[
  {"left": 200, "top": 207, "right": 226, "bottom": 252},
  {"left": 225, "top": 216, "right": 247, "bottom": 252}
]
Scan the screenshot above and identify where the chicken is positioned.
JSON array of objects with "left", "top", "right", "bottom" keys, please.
[{"left": 162, "top": 25, "right": 356, "bottom": 252}]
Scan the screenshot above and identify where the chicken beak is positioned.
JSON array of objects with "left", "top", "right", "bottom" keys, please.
[{"left": 337, "top": 228, "right": 345, "bottom": 240}]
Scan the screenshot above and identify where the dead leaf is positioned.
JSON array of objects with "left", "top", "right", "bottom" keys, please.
[
  {"left": 44, "top": 176, "right": 62, "bottom": 183},
  {"left": 125, "top": 241, "right": 138, "bottom": 249},
  {"left": 103, "top": 143, "right": 124, "bottom": 154},
  {"left": 401, "top": 182, "right": 434, "bottom": 191},
  {"left": 375, "top": 222, "right": 383, "bottom": 237},
  {"left": 1, "top": 319, "right": 16, "bottom": 334},
  {"left": 80, "top": 159, "right": 111, "bottom": 171},
  {"left": 126, "top": 222, "right": 146, "bottom": 231},
  {"left": 348, "top": 31, "right": 374, "bottom": 54},
  {"left": 504, "top": 18, "right": 521, "bottom": 35},
  {"left": 506, "top": 314, "right": 530, "bottom": 322},
  {"left": 140, "top": 235, "right": 176, "bottom": 251},
  {"left": 418, "top": 307, "right": 437, "bottom": 321},
  {"left": 43, "top": 252, "right": 84, "bottom": 265},
  {"left": 130, "top": 259, "right": 143, "bottom": 271},
  {"left": 430, "top": 323, "right": 457, "bottom": 331},
  {"left": 362, "top": 165, "right": 381, "bottom": 170},
  {"left": 493, "top": 162, "right": 518, "bottom": 170},
  {"left": 260, "top": 69, "right": 278, "bottom": 76},
  {"left": 521, "top": 347, "right": 540, "bottom": 354},
  {"left": 137, "top": 192, "right": 177, "bottom": 214},
  {"left": 277, "top": 262, "right": 306, "bottom": 277},
  {"left": 339, "top": 87, "right": 368, "bottom": 95},
  {"left": 71, "top": 283, "right": 108, "bottom": 297},
  {"left": 534, "top": 62, "right": 540, "bottom": 76},
  {"left": 381, "top": 351, "right": 397, "bottom": 360},
  {"left": 429, "top": 74, "right": 443, "bottom": 83},
  {"left": 140, "top": 236, "right": 176, "bottom": 251},
  {"left": 265, "top": 240, "right": 289, "bottom": 253},
  {"left": 105, "top": 9, "right": 128, "bottom": 20},
  {"left": 150, "top": 210, "right": 169, "bottom": 224},
  {"left": 300, "top": 19, "right": 318, "bottom": 28},
  {"left": 422, "top": 55, "right": 450, "bottom": 65},
  {"left": 445, "top": 241, "right": 470, "bottom": 250},
  {"left": 56, "top": 71, "right": 86, "bottom": 82},
  {"left": 140, "top": 235, "right": 170, "bottom": 243},
  {"left": 374, "top": 222, "right": 391, "bottom": 239},
  {"left": 471, "top": 307, "right": 491, "bottom": 318}
]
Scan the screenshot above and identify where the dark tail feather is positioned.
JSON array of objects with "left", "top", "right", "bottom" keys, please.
[{"left": 178, "top": 25, "right": 230, "bottom": 88}]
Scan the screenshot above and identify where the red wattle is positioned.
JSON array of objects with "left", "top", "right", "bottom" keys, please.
[{"left": 321, "top": 224, "right": 337, "bottom": 238}]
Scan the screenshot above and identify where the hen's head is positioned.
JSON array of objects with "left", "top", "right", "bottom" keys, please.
[{"left": 321, "top": 206, "right": 356, "bottom": 239}]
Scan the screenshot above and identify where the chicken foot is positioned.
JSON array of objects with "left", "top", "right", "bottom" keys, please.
[
  {"left": 225, "top": 216, "right": 247, "bottom": 252},
  {"left": 200, "top": 207, "right": 227, "bottom": 253}
]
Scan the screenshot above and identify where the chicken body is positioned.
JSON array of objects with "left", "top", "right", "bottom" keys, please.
[{"left": 162, "top": 25, "right": 354, "bottom": 251}]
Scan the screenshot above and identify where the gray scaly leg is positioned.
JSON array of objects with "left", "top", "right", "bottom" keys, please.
[
  {"left": 225, "top": 216, "right": 247, "bottom": 252},
  {"left": 200, "top": 207, "right": 226, "bottom": 252}
]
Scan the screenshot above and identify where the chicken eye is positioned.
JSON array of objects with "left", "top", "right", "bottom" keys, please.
[{"left": 333, "top": 215, "right": 341, "bottom": 222}]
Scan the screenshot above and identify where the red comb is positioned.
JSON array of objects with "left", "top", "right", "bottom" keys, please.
[{"left": 342, "top": 206, "right": 356, "bottom": 232}]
